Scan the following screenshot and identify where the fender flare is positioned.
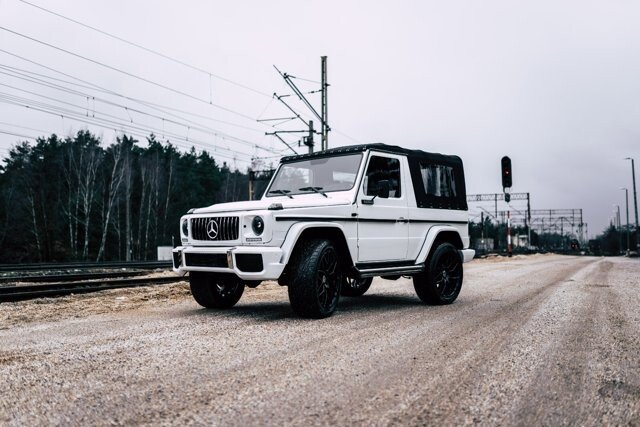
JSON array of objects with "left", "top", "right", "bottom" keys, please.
[
  {"left": 415, "top": 225, "right": 463, "bottom": 264},
  {"left": 279, "top": 221, "right": 353, "bottom": 266}
]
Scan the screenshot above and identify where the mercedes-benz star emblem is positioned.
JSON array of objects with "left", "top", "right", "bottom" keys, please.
[{"left": 206, "top": 219, "right": 219, "bottom": 239}]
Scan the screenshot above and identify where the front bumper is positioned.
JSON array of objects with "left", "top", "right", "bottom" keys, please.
[
  {"left": 459, "top": 249, "right": 475, "bottom": 263},
  {"left": 172, "top": 246, "right": 285, "bottom": 280}
]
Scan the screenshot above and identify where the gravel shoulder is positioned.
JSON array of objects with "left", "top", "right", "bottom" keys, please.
[{"left": 1, "top": 254, "right": 638, "bottom": 426}]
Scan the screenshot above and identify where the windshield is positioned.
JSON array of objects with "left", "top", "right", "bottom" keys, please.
[{"left": 266, "top": 153, "right": 363, "bottom": 197}]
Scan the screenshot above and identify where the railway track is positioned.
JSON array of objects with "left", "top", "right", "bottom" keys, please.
[
  {"left": 0, "top": 271, "right": 148, "bottom": 284},
  {"left": 0, "top": 260, "right": 172, "bottom": 273},
  {"left": 0, "top": 275, "right": 187, "bottom": 302}
]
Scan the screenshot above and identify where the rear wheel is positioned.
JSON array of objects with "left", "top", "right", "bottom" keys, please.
[
  {"left": 288, "top": 239, "right": 342, "bottom": 318},
  {"left": 414, "top": 242, "right": 463, "bottom": 305},
  {"left": 189, "top": 272, "right": 244, "bottom": 309},
  {"left": 341, "top": 277, "right": 373, "bottom": 297}
]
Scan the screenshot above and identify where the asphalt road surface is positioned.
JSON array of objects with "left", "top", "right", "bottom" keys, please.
[{"left": 1, "top": 254, "right": 639, "bottom": 426}]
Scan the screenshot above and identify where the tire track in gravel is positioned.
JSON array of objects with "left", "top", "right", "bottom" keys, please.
[
  {"left": 151, "top": 257, "right": 597, "bottom": 425},
  {"left": 507, "top": 260, "right": 614, "bottom": 425},
  {"left": 0, "top": 256, "right": 602, "bottom": 426},
  {"left": 505, "top": 259, "right": 640, "bottom": 426},
  {"left": 333, "top": 257, "right": 598, "bottom": 426},
  {"left": 427, "top": 258, "right": 613, "bottom": 426}
]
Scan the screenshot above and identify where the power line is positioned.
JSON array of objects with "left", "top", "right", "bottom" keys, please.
[
  {"left": 0, "top": 26, "right": 259, "bottom": 122},
  {"left": 0, "top": 59, "right": 265, "bottom": 134},
  {"left": 0, "top": 75, "right": 277, "bottom": 153},
  {"left": 332, "top": 128, "right": 362, "bottom": 144},
  {"left": 0, "top": 95, "right": 256, "bottom": 161},
  {"left": 17, "top": 0, "right": 272, "bottom": 98},
  {"left": 0, "top": 32, "right": 357, "bottom": 153},
  {"left": 0, "top": 120, "right": 51, "bottom": 135},
  {"left": 0, "top": 124, "right": 245, "bottom": 164},
  {"left": 0, "top": 50, "right": 298, "bottom": 153},
  {"left": 0, "top": 129, "right": 38, "bottom": 140}
]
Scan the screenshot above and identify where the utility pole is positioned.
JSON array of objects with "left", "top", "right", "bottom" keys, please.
[
  {"left": 622, "top": 187, "right": 630, "bottom": 256},
  {"left": 264, "top": 58, "right": 329, "bottom": 154},
  {"left": 321, "top": 56, "right": 329, "bottom": 151},
  {"left": 527, "top": 192, "right": 531, "bottom": 250},
  {"left": 616, "top": 205, "right": 622, "bottom": 253},
  {"left": 625, "top": 157, "right": 638, "bottom": 253},
  {"left": 507, "top": 210, "right": 512, "bottom": 257}
]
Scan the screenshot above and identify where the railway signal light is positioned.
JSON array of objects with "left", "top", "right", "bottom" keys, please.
[{"left": 501, "top": 156, "right": 512, "bottom": 189}]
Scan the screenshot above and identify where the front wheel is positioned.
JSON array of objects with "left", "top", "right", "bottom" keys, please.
[
  {"left": 341, "top": 277, "right": 373, "bottom": 297},
  {"left": 288, "top": 239, "right": 343, "bottom": 318},
  {"left": 413, "top": 242, "right": 463, "bottom": 305},
  {"left": 189, "top": 272, "right": 244, "bottom": 309}
]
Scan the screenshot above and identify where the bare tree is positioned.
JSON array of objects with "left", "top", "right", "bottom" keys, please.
[{"left": 96, "top": 142, "right": 126, "bottom": 261}]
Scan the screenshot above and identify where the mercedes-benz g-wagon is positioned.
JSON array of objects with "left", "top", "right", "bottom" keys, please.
[{"left": 173, "top": 143, "right": 474, "bottom": 318}]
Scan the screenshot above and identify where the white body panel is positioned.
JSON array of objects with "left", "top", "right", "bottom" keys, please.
[
  {"left": 173, "top": 148, "right": 474, "bottom": 280},
  {"left": 356, "top": 153, "right": 409, "bottom": 262}
]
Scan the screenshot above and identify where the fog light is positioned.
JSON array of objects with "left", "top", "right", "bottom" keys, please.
[{"left": 252, "top": 216, "right": 264, "bottom": 235}]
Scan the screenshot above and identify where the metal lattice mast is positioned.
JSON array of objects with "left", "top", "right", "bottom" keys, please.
[{"left": 321, "top": 56, "right": 329, "bottom": 151}]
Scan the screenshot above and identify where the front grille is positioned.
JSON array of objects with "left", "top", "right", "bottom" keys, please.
[
  {"left": 184, "top": 253, "right": 228, "bottom": 268},
  {"left": 191, "top": 216, "right": 239, "bottom": 241}
]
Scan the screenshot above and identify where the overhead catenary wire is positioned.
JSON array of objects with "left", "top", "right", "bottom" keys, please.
[
  {"left": 0, "top": 129, "right": 39, "bottom": 140},
  {"left": 0, "top": 95, "right": 256, "bottom": 161},
  {"left": 0, "top": 25, "right": 358, "bottom": 153},
  {"left": 0, "top": 84, "right": 267, "bottom": 159},
  {"left": 0, "top": 50, "right": 299, "bottom": 153},
  {"left": 0, "top": 26, "right": 259, "bottom": 122},
  {"left": 0, "top": 76, "right": 277, "bottom": 153},
  {"left": 17, "top": 0, "right": 272, "bottom": 98},
  {"left": 0, "top": 120, "right": 51, "bottom": 135},
  {"left": 0, "top": 126, "right": 245, "bottom": 164},
  {"left": 0, "top": 54, "right": 266, "bottom": 134}
]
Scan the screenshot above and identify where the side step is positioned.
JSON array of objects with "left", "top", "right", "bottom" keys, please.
[{"left": 355, "top": 263, "right": 425, "bottom": 279}]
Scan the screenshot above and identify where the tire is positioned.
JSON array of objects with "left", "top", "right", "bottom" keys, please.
[
  {"left": 341, "top": 276, "right": 373, "bottom": 297},
  {"left": 413, "top": 242, "right": 463, "bottom": 305},
  {"left": 287, "top": 239, "right": 343, "bottom": 318},
  {"left": 189, "top": 272, "right": 244, "bottom": 309}
]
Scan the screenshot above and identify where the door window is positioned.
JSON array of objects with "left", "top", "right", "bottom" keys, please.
[{"left": 363, "top": 156, "right": 402, "bottom": 198}]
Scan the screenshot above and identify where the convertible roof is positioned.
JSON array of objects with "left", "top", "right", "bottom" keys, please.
[{"left": 280, "top": 143, "right": 463, "bottom": 165}]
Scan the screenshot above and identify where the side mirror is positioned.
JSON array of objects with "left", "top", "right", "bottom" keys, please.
[{"left": 377, "top": 180, "right": 390, "bottom": 198}]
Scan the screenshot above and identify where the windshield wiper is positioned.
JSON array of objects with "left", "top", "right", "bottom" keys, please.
[
  {"left": 268, "top": 189, "right": 293, "bottom": 199},
  {"left": 299, "top": 186, "right": 328, "bottom": 198}
]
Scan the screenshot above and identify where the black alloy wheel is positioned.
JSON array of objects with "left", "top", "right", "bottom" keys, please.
[
  {"left": 288, "top": 239, "right": 343, "bottom": 318},
  {"left": 432, "top": 248, "right": 462, "bottom": 300},
  {"left": 316, "top": 245, "right": 341, "bottom": 310},
  {"left": 414, "top": 242, "right": 463, "bottom": 305},
  {"left": 189, "top": 272, "right": 245, "bottom": 309}
]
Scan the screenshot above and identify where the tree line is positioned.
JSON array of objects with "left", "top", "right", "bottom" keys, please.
[{"left": 0, "top": 130, "right": 269, "bottom": 263}]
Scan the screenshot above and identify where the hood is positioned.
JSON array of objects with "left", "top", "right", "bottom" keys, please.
[{"left": 192, "top": 195, "right": 352, "bottom": 214}]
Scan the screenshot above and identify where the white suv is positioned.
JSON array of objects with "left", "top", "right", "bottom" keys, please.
[{"left": 173, "top": 144, "right": 474, "bottom": 318}]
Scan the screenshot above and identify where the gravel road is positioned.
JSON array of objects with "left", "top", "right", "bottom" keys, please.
[{"left": 1, "top": 254, "right": 639, "bottom": 426}]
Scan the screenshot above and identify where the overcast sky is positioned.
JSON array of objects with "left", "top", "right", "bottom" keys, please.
[{"left": 1, "top": 0, "right": 639, "bottom": 236}]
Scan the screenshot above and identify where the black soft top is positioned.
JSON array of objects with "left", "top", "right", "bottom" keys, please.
[{"left": 280, "top": 143, "right": 463, "bottom": 166}]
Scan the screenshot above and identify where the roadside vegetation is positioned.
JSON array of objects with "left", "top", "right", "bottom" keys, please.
[{"left": 0, "top": 131, "right": 270, "bottom": 263}]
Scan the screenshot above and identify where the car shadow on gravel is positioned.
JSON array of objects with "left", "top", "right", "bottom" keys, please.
[{"left": 181, "top": 293, "right": 424, "bottom": 322}]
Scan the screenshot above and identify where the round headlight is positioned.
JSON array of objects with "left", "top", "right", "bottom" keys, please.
[
  {"left": 251, "top": 216, "right": 264, "bottom": 236},
  {"left": 181, "top": 219, "right": 189, "bottom": 236}
]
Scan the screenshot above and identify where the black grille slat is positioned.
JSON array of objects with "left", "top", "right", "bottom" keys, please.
[
  {"left": 184, "top": 253, "right": 227, "bottom": 268},
  {"left": 190, "top": 216, "right": 240, "bottom": 241},
  {"left": 222, "top": 217, "right": 227, "bottom": 241}
]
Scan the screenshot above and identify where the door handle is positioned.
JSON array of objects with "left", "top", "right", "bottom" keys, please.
[{"left": 397, "top": 217, "right": 409, "bottom": 223}]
